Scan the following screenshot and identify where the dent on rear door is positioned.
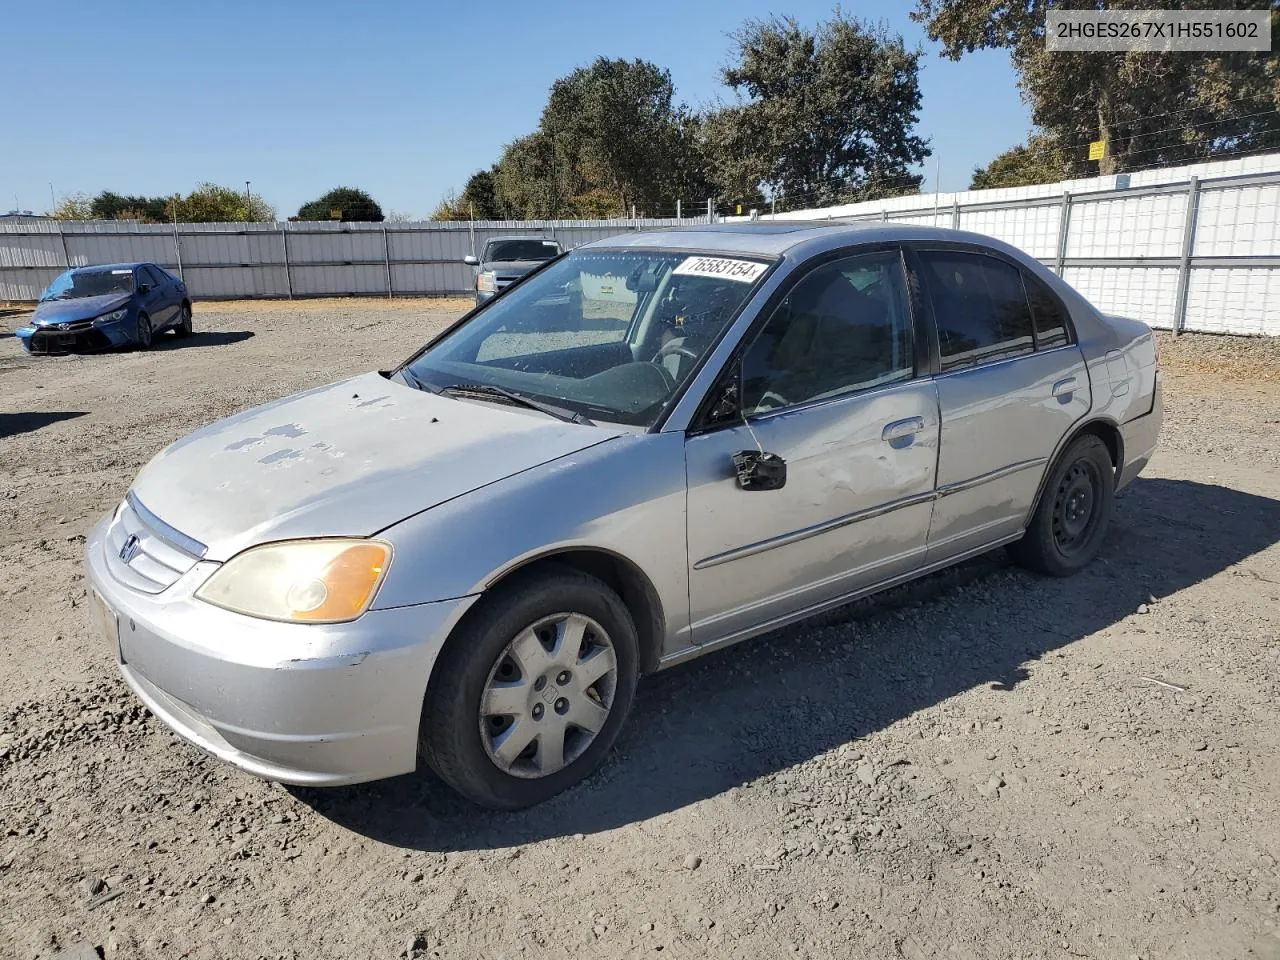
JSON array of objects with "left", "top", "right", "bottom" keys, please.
[{"left": 928, "top": 348, "right": 1091, "bottom": 561}]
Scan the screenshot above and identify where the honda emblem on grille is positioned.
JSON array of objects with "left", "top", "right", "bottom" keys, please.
[{"left": 119, "top": 534, "right": 141, "bottom": 563}]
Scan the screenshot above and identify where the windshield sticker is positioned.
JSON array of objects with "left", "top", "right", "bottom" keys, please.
[
  {"left": 673, "top": 256, "right": 767, "bottom": 283},
  {"left": 111, "top": 269, "right": 133, "bottom": 274}
]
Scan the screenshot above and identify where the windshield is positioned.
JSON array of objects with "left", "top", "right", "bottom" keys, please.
[
  {"left": 484, "top": 239, "right": 561, "bottom": 263},
  {"left": 405, "top": 249, "right": 772, "bottom": 427},
  {"left": 40, "top": 267, "right": 135, "bottom": 301}
]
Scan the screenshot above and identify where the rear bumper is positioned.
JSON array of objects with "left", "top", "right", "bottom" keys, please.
[
  {"left": 1117, "top": 371, "right": 1162, "bottom": 491},
  {"left": 85, "top": 515, "right": 477, "bottom": 786}
]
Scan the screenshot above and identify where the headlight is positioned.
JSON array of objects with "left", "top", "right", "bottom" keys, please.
[
  {"left": 195, "top": 539, "right": 392, "bottom": 623},
  {"left": 477, "top": 271, "right": 497, "bottom": 293},
  {"left": 93, "top": 308, "right": 129, "bottom": 325}
]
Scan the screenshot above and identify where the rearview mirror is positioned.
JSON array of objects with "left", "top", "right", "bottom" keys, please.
[
  {"left": 463, "top": 255, "right": 479, "bottom": 266},
  {"left": 625, "top": 266, "right": 660, "bottom": 293}
]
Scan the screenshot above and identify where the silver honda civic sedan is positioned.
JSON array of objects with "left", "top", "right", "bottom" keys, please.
[{"left": 84, "top": 222, "right": 1162, "bottom": 809}]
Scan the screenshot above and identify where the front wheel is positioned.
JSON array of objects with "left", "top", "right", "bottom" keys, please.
[
  {"left": 420, "top": 567, "right": 639, "bottom": 809},
  {"left": 1009, "top": 434, "right": 1114, "bottom": 577},
  {"left": 134, "top": 314, "right": 153, "bottom": 350}
]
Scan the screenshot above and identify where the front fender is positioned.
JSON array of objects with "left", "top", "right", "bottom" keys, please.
[{"left": 371, "top": 431, "right": 691, "bottom": 654}]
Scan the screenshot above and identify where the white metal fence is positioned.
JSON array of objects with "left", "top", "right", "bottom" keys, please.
[
  {"left": 739, "top": 152, "right": 1280, "bottom": 337},
  {"left": 0, "top": 217, "right": 708, "bottom": 304},
  {"left": 3, "top": 153, "right": 1279, "bottom": 335}
]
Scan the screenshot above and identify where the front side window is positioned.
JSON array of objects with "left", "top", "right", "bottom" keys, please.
[
  {"left": 405, "top": 250, "right": 771, "bottom": 427},
  {"left": 919, "top": 250, "right": 1035, "bottom": 371},
  {"left": 740, "top": 250, "right": 915, "bottom": 415},
  {"left": 39, "top": 267, "right": 136, "bottom": 301}
]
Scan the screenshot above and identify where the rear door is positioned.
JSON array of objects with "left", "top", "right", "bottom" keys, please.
[
  {"left": 684, "top": 247, "right": 939, "bottom": 644},
  {"left": 909, "top": 246, "right": 1090, "bottom": 562}
]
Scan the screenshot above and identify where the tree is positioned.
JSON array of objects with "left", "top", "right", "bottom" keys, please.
[
  {"left": 704, "top": 12, "right": 931, "bottom": 210},
  {"left": 458, "top": 168, "right": 504, "bottom": 220},
  {"left": 169, "top": 183, "right": 276, "bottom": 223},
  {"left": 297, "top": 187, "right": 384, "bottom": 222},
  {"left": 473, "top": 58, "right": 712, "bottom": 219},
  {"left": 971, "top": 134, "right": 1071, "bottom": 189},
  {"left": 429, "top": 189, "right": 469, "bottom": 221},
  {"left": 48, "top": 193, "right": 94, "bottom": 220},
  {"left": 913, "top": 0, "right": 1280, "bottom": 176},
  {"left": 91, "top": 191, "right": 169, "bottom": 223}
]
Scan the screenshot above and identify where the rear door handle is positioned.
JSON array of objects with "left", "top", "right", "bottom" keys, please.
[
  {"left": 1052, "top": 376, "right": 1077, "bottom": 398},
  {"left": 882, "top": 417, "right": 925, "bottom": 442}
]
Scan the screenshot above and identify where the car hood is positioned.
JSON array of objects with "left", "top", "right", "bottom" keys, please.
[
  {"left": 33, "top": 293, "right": 131, "bottom": 324},
  {"left": 129, "top": 371, "right": 624, "bottom": 561},
  {"left": 483, "top": 259, "right": 552, "bottom": 276}
]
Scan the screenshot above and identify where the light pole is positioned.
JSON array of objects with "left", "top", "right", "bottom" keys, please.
[{"left": 245, "top": 181, "right": 252, "bottom": 212}]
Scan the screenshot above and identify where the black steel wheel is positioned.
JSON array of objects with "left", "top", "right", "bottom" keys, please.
[{"left": 1009, "top": 434, "right": 1114, "bottom": 577}]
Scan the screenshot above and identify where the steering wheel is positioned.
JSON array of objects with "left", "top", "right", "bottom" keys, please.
[
  {"left": 753, "top": 390, "right": 790, "bottom": 412},
  {"left": 650, "top": 341, "right": 701, "bottom": 386}
]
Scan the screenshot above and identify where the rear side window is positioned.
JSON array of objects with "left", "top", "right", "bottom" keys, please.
[
  {"left": 919, "top": 251, "right": 1035, "bottom": 371},
  {"left": 1024, "top": 272, "right": 1070, "bottom": 349}
]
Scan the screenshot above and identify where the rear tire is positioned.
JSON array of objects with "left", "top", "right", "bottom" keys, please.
[
  {"left": 1009, "top": 434, "right": 1114, "bottom": 577},
  {"left": 420, "top": 566, "right": 639, "bottom": 810},
  {"left": 173, "top": 303, "right": 193, "bottom": 338}
]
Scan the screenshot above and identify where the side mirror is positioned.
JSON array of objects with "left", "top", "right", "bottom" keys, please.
[
  {"left": 463, "top": 255, "right": 479, "bottom": 266},
  {"left": 732, "top": 450, "right": 787, "bottom": 491},
  {"left": 706, "top": 368, "right": 741, "bottom": 425},
  {"left": 137, "top": 283, "right": 151, "bottom": 295}
]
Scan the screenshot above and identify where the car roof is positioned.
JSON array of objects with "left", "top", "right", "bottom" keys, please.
[
  {"left": 484, "top": 236, "right": 561, "bottom": 245},
  {"left": 578, "top": 221, "right": 1011, "bottom": 259},
  {"left": 71, "top": 262, "right": 150, "bottom": 272}
]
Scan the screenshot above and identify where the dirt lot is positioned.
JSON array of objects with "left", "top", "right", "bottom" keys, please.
[{"left": 1, "top": 300, "right": 1278, "bottom": 960}]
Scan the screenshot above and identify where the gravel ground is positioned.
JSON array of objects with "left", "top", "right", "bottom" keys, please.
[{"left": 1, "top": 301, "right": 1278, "bottom": 960}]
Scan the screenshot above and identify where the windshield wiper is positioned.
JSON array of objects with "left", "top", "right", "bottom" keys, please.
[
  {"left": 397, "top": 366, "right": 440, "bottom": 394},
  {"left": 440, "top": 383, "right": 593, "bottom": 425}
]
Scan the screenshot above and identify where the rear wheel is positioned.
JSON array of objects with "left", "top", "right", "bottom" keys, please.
[
  {"left": 134, "top": 314, "right": 153, "bottom": 350},
  {"left": 173, "top": 303, "right": 193, "bottom": 338},
  {"left": 420, "top": 566, "right": 639, "bottom": 810},
  {"left": 1010, "top": 434, "right": 1114, "bottom": 576}
]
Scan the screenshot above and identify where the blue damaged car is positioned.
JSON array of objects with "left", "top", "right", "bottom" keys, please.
[{"left": 17, "top": 262, "right": 192, "bottom": 354}]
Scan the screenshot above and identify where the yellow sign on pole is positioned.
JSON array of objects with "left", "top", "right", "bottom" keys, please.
[
  {"left": 1088, "top": 140, "right": 1107, "bottom": 161},
  {"left": 736, "top": 204, "right": 743, "bottom": 215},
  {"left": 330, "top": 208, "right": 342, "bottom": 220}
]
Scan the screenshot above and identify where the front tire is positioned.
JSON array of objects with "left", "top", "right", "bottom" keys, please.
[
  {"left": 134, "top": 313, "right": 153, "bottom": 350},
  {"left": 1010, "top": 434, "right": 1114, "bottom": 577},
  {"left": 420, "top": 566, "right": 639, "bottom": 810}
]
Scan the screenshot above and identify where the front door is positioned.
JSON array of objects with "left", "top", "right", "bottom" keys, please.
[
  {"left": 911, "top": 248, "right": 1091, "bottom": 561},
  {"left": 684, "top": 248, "right": 939, "bottom": 645}
]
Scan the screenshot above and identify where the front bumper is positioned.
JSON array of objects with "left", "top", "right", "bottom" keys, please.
[
  {"left": 85, "top": 515, "right": 476, "bottom": 786},
  {"left": 20, "top": 318, "right": 133, "bottom": 353}
]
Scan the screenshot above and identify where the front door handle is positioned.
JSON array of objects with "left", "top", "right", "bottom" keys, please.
[
  {"left": 1052, "top": 376, "right": 1077, "bottom": 399},
  {"left": 882, "top": 416, "right": 925, "bottom": 442}
]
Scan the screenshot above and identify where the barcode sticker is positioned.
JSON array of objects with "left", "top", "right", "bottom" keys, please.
[{"left": 673, "top": 256, "right": 768, "bottom": 283}]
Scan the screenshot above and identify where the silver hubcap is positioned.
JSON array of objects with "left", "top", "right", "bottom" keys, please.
[{"left": 479, "top": 612, "right": 617, "bottom": 779}]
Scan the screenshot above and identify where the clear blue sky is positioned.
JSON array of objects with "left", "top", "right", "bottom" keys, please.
[{"left": 1, "top": 0, "right": 1031, "bottom": 218}]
